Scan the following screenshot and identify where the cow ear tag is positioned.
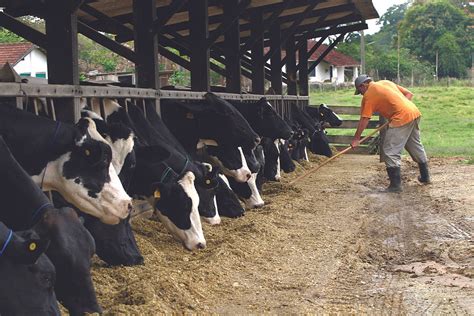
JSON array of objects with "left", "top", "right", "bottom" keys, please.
[
  {"left": 185, "top": 112, "right": 194, "bottom": 119},
  {"left": 29, "top": 242, "right": 37, "bottom": 252},
  {"left": 205, "top": 179, "right": 211, "bottom": 185},
  {"left": 85, "top": 149, "right": 91, "bottom": 156},
  {"left": 154, "top": 189, "right": 161, "bottom": 200}
]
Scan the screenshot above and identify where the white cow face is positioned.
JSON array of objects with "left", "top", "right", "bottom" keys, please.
[
  {"left": 153, "top": 172, "right": 206, "bottom": 251},
  {"left": 34, "top": 118, "right": 132, "bottom": 225}
]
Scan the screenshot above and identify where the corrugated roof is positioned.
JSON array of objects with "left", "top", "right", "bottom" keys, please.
[
  {"left": 308, "top": 42, "right": 360, "bottom": 66},
  {"left": 0, "top": 42, "right": 34, "bottom": 66}
]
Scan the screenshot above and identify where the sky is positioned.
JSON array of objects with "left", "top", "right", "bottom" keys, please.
[{"left": 365, "top": 0, "right": 409, "bottom": 34}]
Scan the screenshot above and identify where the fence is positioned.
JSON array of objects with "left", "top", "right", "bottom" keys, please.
[{"left": 322, "top": 105, "right": 385, "bottom": 155}]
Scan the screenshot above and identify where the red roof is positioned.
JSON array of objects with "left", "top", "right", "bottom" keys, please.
[
  {"left": 0, "top": 42, "right": 34, "bottom": 67},
  {"left": 307, "top": 42, "right": 359, "bottom": 67}
]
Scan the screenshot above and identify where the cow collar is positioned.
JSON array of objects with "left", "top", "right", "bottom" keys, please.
[{"left": 158, "top": 157, "right": 190, "bottom": 184}]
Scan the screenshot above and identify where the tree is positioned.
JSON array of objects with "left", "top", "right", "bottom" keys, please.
[{"left": 399, "top": 0, "right": 472, "bottom": 77}]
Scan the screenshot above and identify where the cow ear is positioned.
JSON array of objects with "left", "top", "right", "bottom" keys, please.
[{"left": 75, "top": 117, "right": 91, "bottom": 135}]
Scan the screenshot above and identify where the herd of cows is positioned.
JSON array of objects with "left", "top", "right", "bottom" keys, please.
[{"left": 0, "top": 92, "right": 342, "bottom": 315}]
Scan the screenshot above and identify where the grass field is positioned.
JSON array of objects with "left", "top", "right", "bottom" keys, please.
[{"left": 310, "top": 85, "right": 474, "bottom": 159}]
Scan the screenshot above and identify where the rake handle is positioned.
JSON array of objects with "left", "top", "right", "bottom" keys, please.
[{"left": 289, "top": 121, "right": 390, "bottom": 185}]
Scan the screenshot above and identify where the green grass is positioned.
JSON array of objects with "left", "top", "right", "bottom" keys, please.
[{"left": 310, "top": 86, "right": 474, "bottom": 158}]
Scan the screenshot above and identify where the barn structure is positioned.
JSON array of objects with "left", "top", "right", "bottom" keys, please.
[{"left": 0, "top": 0, "right": 378, "bottom": 123}]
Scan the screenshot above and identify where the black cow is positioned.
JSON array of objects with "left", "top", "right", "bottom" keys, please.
[
  {"left": 161, "top": 93, "right": 260, "bottom": 150},
  {"left": 305, "top": 104, "right": 343, "bottom": 127},
  {"left": 215, "top": 174, "right": 245, "bottom": 218},
  {"left": 0, "top": 136, "right": 100, "bottom": 314},
  {"left": 261, "top": 137, "right": 281, "bottom": 181},
  {"left": 0, "top": 227, "right": 59, "bottom": 315},
  {"left": 83, "top": 100, "right": 209, "bottom": 250},
  {"left": 79, "top": 109, "right": 143, "bottom": 266},
  {"left": 230, "top": 98, "right": 293, "bottom": 140},
  {"left": 291, "top": 105, "right": 332, "bottom": 157},
  {"left": 278, "top": 139, "right": 296, "bottom": 173},
  {"left": 0, "top": 106, "right": 132, "bottom": 225}
]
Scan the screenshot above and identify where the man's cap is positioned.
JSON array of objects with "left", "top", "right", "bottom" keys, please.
[{"left": 354, "top": 74, "right": 372, "bottom": 95}]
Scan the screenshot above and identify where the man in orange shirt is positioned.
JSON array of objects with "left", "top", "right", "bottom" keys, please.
[{"left": 351, "top": 75, "right": 430, "bottom": 192}]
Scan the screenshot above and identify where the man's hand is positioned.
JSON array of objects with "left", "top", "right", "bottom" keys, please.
[{"left": 351, "top": 137, "right": 360, "bottom": 148}]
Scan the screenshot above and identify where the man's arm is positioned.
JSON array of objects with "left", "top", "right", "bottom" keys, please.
[
  {"left": 397, "top": 85, "right": 414, "bottom": 100},
  {"left": 351, "top": 117, "right": 370, "bottom": 148}
]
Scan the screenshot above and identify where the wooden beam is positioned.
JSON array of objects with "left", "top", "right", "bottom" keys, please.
[
  {"left": 263, "top": 2, "right": 318, "bottom": 62},
  {"left": 133, "top": 0, "right": 159, "bottom": 89},
  {"left": 80, "top": 4, "right": 134, "bottom": 39},
  {"left": 308, "top": 33, "right": 346, "bottom": 74},
  {"left": 223, "top": 0, "right": 242, "bottom": 93},
  {"left": 152, "top": 0, "right": 188, "bottom": 34},
  {"left": 0, "top": 12, "right": 47, "bottom": 48},
  {"left": 189, "top": 0, "right": 210, "bottom": 91},
  {"left": 77, "top": 21, "right": 137, "bottom": 62},
  {"left": 206, "top": 0, "right": 250, "bottom": 48},
  {"left": 45, "top": 0, "right": 81, "bottom": 123},
  {"left": 269, "top": 23, "right": 282, "bottom": 94},
  {"left": 250, "top": 8, "right": 265, "bottom": 94},
  {"left": 239, "top": 0, "right": 294, "bottom": 57},
  {"left": 298, "top": 39, "right": 308, "bottom": 96},
  {"left": 286, "top": 34, "right": 297, "bottom": 95}
]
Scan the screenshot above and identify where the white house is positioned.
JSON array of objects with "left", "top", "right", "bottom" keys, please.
[
  {"left": 0, "top": 42, "right": 48, "bottom": 78},
  {"left": 281, "top": 42, "right": 360, "bottom": 85}
]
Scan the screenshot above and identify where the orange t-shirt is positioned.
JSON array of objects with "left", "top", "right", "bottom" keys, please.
[{"left": 360, "top": 80, "right": 421, "bottom": 127}]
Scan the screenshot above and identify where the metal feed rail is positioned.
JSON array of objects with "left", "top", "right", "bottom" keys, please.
[{"left": 0, "top": 83, "right": 309, "bottom": 102}]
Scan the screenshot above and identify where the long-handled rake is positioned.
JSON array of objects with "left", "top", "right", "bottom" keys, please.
[{"left": 289, "top": 121, "right": 390, "bottom": 185}]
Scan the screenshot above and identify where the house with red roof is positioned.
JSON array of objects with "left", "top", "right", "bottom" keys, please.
[
  {"left": 306, "top": 42, "right": 360, "bottom": 84},
  {"left": 0, "top": 42, "right": 48, "bottom": 78}
]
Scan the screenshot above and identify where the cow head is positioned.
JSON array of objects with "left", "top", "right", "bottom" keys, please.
[
  {"left": 132, "top": 146, "right": 206, "bottom": 251},
  {"left": 178, "top": 93, "right": 260, "bottom": 149},
  {"left": 215, "top": 174, "right": 245, "bottom": 218},
  {"left": 34, "top": 207, "right": 101, "bottom": 315},
  {"left": 262, "top": 138, "right": 281, "bottom": 181},
  {"left": 42, "top": 118, "right": 132, "bottom": 225},
  {"left": 0, "top": 230, "right": 59, "bottom": 316},
  {"left": 278, "top": 139, "right": 296, "bottom": 173},
  {"left": 319, "top": 104, "right": 343, "bottom": 127},
  {"left": 254, "top": 98, "right": 293, "bottom": 140},
  {"left": 153, "top": 172, "right": 206, "bottom": 251},
  {"left": 203, "top": 143, "right": 251, "bottom": 183},
  {"left": 194, "top": 164, "right": 221, "bottom": 225}
]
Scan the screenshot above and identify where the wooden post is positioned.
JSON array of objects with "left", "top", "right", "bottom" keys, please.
[
  {"left": 133, "top": 0, "right": 160, "bottom": 114},
  {"left": 45, "top": 0, "right": 81, "bottom": 123},
  {"left": 189, "top": 0, "right": 210, "bottom": 91},
  {"left": 270, "top": 23, "right": 282, "bottom": 94},
  {"left": 250, "top": 9, "right": 264, "bottom": 94},
  {"left": 224, "top": 0, "right": 241, "bottom": 93},
  {"left": 286, "top": 34, "right": 297, "bottom": 95},
  {"left": 298, "top": 38, "right": 309, "bottom": 97}
]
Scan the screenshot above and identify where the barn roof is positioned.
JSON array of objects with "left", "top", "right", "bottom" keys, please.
[
  {"left": 0, "top": 42, "right": 34, "bottom": 66},
  {"left": 308, "top": 43, "right": 359, "bottom": 66}
]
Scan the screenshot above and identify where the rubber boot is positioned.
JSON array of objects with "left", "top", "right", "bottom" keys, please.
[
  {"left": 418, "top": 162, "right": 431, "bottom": 184},
  {"left": 386, "top": 167, "right": 402, "bottom": 192}
]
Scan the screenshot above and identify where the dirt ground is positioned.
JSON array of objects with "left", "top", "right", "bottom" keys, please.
[{"left": 90, "top": 153, "right": 473, "bottom": 315}]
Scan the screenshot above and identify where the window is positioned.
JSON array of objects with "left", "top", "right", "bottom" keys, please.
[
  {"left": 19, "top": 72, "right": 31, "bottom": 77},
  {"left": 35, "top": 72, "right": 46, "bottom": 78}
]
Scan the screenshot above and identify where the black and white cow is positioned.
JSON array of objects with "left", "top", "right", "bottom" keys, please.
[
  {"left": 0, "top": 136, "right": 101, "bottom": 314},
  {"left": 230, "top": 97, "right": 293, "bottom": 141},
  {"left": 82, "top": 99, "right": 209, "bottom": 250},
  {"left": 0, "top": 226, "right": 59, "bottom": 315},
  {"left": 291, "top": 105, "right": 332, "bottom": 157},
  {"left": 278, "top": 139, "right": 296, "bottom": 173},
  {"left": 305, "top": 104, "right": 343, "bottom": 127},
  {"left": 261, "top": 137, "right": 281, "bottom": 182},
  {"left": 215, "top": 174, "right": 245, "bottom": 218},
  {"left": 0, "top": 106, "right": 132, "bottom": 225}
]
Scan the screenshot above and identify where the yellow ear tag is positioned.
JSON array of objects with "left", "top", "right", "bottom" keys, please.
[
  {"left": 185, "top": 112, "right": 194, "bottom": 119},
  {"left": 85, "top": 149, "right": 91, "bottom": 156},
  {"left": 154, "top": 190, "right": 161, "bottom": 199},
  {"left": 29, "top": 242, "right": 37, "bottom": 251},
  {"left": 205, "top": 179, "right": 211, "bottom": 185}
]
